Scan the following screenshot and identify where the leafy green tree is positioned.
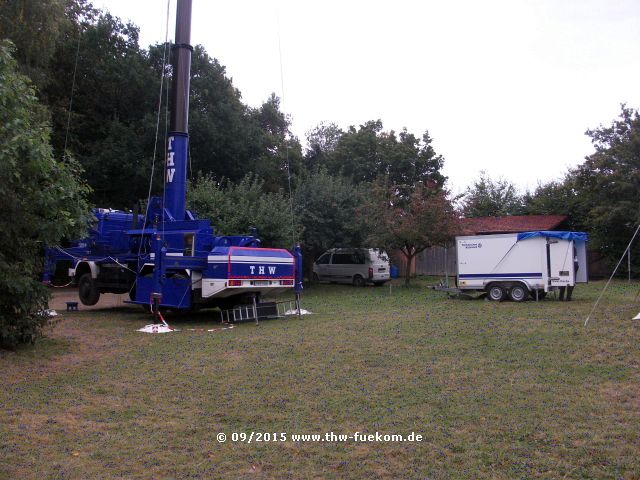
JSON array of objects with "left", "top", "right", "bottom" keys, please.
[
  {"left": 0, "top": 0, "right": 94, "bottom": 90},
  {"left": 188, "top": 46, "right": 255, "bottom": 182},
  {"left": 522, "top": 177, "right": 585, "bottom": 230},
  {"left": 571, "top": 105, "right": 640, "bottom": 258},
  {"left": 362, "top": 181, "right": 460, "bottom": 285},
  {"left": 305, "top": 121, "right": 343, "bottom": 171},
  {"left": 462, "top": 171, "right": 525, "bottom": 217},
  {"left": 292, "top": 169, "right": 367, "bottom": 279},
  {"left": 248, "top": 94, "right": 303, "bottom": 192},
  {"left": 0, "top": 41, "right": 91, "bottom": 347},
  {"left": 324, "top": 120, "right": 446, "bottom": 188},
  {"left": 188, "top": 174, "right": 297, "bottom": 248},
  {"left": 45, "top": 12, "right": 159, "bottom": 208}
]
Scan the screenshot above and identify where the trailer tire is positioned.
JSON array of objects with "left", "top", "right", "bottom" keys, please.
[
  {"left": 487, "top": 284, "right": 505, "bottom": 302},
  {"left": 78, "top": 273, "right": 100, "bottom": 306},
  {"left": 509, "top": 284, "right": 528, "bottom": 302},
  {"left": 352, "top": 275, "right": 365, "bottom": 287}
]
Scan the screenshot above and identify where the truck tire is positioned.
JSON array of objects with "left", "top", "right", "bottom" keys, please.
[
  {"left": 78, "top": 273, "right": 100, "bottom": 306},
  {"left": 509, "top": 284, "right": 528, "bottom": 302},
  {"left": 487, "top": 284, "right": 505, "bottom": 302},
  {"left": 352, "top": 275, "right": 365, "bottom": 287}
]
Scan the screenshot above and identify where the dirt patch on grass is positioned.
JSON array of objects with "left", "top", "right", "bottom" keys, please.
[
  {"left": 2, "top": 314, "right": 139, "bottom": 385},
  {"left": 47, "top": 287, "right": 136, "bottom": 312},
  {"left": 0, "top": 288, "right": 149, "bottom": 385}
]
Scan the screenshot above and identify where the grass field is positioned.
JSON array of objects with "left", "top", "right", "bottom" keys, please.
[{"left": 1, "top": 278, "right": 639, "bottom": 479}]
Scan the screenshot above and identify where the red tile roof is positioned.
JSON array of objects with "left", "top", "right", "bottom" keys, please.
[{"left": 461, "top": 215, "right": 568, "bottom": 235}]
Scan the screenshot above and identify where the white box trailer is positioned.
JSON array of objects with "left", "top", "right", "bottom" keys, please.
[{"left": 455, "top": 231, "right": 588, "bottom": 301}]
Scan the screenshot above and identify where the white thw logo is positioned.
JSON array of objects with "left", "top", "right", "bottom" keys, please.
[{"left": 249, "top": 266, "right": 277, "bottom": 275}]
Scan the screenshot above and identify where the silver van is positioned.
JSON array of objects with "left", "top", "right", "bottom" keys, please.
[{"left": 312, "top": 248, "right": 390, "bottom": 286}]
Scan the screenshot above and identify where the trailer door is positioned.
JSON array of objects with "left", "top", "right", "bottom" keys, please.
[
  {"left": 548, "top": 239, "right": 575, "bottom": 287},
  {"left": 575, "top": 240, "right": 588, "bottom": 283}
]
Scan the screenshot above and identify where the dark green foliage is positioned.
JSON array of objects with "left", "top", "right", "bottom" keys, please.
[
  {"left": 0, "top": 42, "right": 91, "bottom": 347},
  {"left": 188, "top": 174, "right": 298, "bottom": 248},
  {"left": 45, "top": 12, "right": 160, "bottom": 208},
  {"left": 247, "top": 94, "right": 304, "bottom": 192},
  {"left": 313, "top": 120, "right": 446, "bottom": 188},
  {"left": 462, "top": 171, "right": 526, "bottom": 217},
  {"left": 292, "top": 169, "right": 367, "bottom": 276},
  {"left": 572, "top": 105, "right": 640, "bottom": 259},
  {"left": 304, "top": 121, "right": 343, "bottom": 172},
  {"left": 0, "top": 0, "right": 92, "bottom": 90},
  {"left": 522, "top": 178, "right": 584, "bottom": 231},
  {"left": 523, "top": 105, "right": 640, "bottom": 269},
  {"left": 187, "top": 46, "right": 256, "bottom": 182}
]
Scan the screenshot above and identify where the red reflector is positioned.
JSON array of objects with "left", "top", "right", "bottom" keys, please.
[
  {"left": 229, "top": 280, "right": 242, "bottom": 286},
  {"left": 368, "top": 267, "right": 373, "bottom": 279},
  {"left": 280, "top": 280, "right": 294, "bottom": 286}
]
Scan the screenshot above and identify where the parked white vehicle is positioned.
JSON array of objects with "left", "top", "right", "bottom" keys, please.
[
  {"left": 313, "top": 248, "right": 390, "bottom": 286},
  {"left": 455, "top": 231, "right": 588, "bottom": 301}
]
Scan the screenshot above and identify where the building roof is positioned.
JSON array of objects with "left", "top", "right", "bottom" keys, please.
[{"left": 461, "top": 215, "right": 568, "bottom": 235}]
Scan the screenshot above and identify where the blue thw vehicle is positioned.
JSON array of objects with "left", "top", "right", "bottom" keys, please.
[{"left": 42, "top": 0, "right": 302, "bottom": 314}]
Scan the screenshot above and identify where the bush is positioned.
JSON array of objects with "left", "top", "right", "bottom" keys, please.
[{"left": 0, "top": 41, "right": 90, "bottom": 347}]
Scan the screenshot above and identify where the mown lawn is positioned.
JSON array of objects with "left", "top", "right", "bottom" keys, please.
[{"left": 1, "top": 278, "right": 639, "bottom": 479}]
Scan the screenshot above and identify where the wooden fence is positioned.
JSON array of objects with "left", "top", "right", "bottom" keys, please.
[
  {"left": 415, "top": 245, "right": 457, "bottom": 276},
  {"left": 389, "top": 245, "right": 457, "bottom": 278}
]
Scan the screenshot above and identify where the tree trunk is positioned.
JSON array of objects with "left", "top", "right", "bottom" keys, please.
[{"left": 404, "top": 253, "right": 414, "bottom": 285}]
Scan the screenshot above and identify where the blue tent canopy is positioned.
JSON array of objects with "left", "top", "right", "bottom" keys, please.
[{"left": 516, "top": 231, "right": 588, "bottom": 242}]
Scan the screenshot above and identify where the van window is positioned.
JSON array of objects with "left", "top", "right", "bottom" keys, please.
[
  {"left": 353, "top": 251, "right": 366, "bottom": 264},
  {"left": 332, "top": 253, "right": 355, "bottom": 264},
  {"left": 316, "top": 253, "right": 331, "bottom": 265}
]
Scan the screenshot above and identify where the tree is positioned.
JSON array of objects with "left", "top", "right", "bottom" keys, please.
[
  {"left": 188, "top": 174, "right": 297, "bottom": 248},
  {"left": 521, "top": 177, "right": 585, "bottom": 231},
  {"left": 0, "top": 41, "right": 91, "bottom": 347},
  {"left": 0, "top": 0, "right": 94, "bottom": 90},
  {"left": 362, "top": 181, "right": 460, "bottom": 285},
  {"left": 188, "top": 46, "right": 256, "bottom": 183},
  {"left": 304, "top": 121, "right": 343, "bottom": 172},
  {"left": 571, "top": 105, "right": 640, "bottom": 259},
  {"left": 316, "top": 120, "right": 446, "bottom": 188},
  {"left": 461, "top": 171, "right": 525, "bottom": 217},
  {"left": 45, "top": 12, "right": 160, "bottom": 208},
  {"left": 247, "top": 94, "right": 303, "bottom": 192},
  {"left": 292, "top": 169, "right": 367, "bottom": 279}
]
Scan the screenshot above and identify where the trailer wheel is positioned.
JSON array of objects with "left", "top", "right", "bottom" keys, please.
[
  {"left": 487, "top": 284, "right": 505, "bottom": 302},
  {"left": 352, "top": 275, "right": 365, "bottom": 287},
  {"left": 78, "top": 273, "right": 100, "bottom": 306},
  {"left": 509, "top": 284, "right": 528, "bottom": 302}
]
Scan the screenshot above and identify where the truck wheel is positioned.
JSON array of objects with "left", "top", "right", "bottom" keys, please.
[
  {"left": 487, "top": 284, "right": 505, "bottom": 302},
  {"left": 78, "top": 273, "right": 100, "bottom": 306},
  {"left": 352, "top": 275, "right": 365, "bottom": 287},
  {"left": 509, "top": 284, "right": 528, "bottom": 302}
]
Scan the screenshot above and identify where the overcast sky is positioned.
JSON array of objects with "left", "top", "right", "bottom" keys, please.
[{"left": 99, "top": 0, "right": 640, "bottom": 194}]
